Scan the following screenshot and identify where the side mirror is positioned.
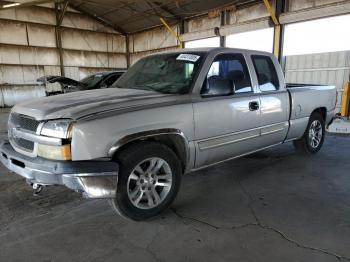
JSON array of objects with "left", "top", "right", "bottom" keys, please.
[
  {"left": 100, "top": 83, "right": 108, "bottom": 89},
  {"left": 201, "top": 77, "right": 235, "bottom": 97}
]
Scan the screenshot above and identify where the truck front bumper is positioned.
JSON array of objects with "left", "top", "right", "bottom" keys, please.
[{"left": 0, "top": 141, "right": 118, "bottom": 199}]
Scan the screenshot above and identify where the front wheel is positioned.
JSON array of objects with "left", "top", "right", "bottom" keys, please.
[
  {"left": 293, "top": 112, "right": 325, "bottom": 154},
  {"left": 110, "top": 141, "right": 182, "bottom": 221}
]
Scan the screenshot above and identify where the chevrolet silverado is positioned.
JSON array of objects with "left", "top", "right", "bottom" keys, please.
[{"left": 0, "top": 48, "right": 336, "bottom": 220}]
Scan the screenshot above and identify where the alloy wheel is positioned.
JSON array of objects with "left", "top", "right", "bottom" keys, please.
[
  {"left": 308, "top": 120, "right": 323, "bottom": 148},
  {"left": 127, "top": 157, "right": 172, "bottom": 209}
]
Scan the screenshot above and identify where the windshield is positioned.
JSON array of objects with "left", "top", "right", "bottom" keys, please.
[
  {"left": 112, "top": 52, "right": 203, "bottom": 94},
  {"left": 80, "top": 74, "right": 104, "bottom": 89}
]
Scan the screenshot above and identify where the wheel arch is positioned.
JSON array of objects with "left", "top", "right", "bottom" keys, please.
[
  {"left": 311, "top": 107, "right": 327, "bottom": 120},
  {"left": 108, "top": 129, "right": 190, "bottom": 173}
]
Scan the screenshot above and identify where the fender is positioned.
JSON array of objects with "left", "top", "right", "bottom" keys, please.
[{"left": 107, "top": 128, "right": 191, "bottom": 171}]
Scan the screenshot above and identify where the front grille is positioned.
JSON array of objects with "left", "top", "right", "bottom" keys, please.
[
  {"left": 12, "top": 137, "right": 35, "bottom": 152},
  {"left": 9, "top": 113, "right": 40, "bottom": 132},
  {"left": 8, "top": 113, "right": 40, "bottom": 153}
]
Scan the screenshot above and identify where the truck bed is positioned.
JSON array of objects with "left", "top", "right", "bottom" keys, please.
[
  {"left": 285, "top": 84, "right": 336, "bottom": 141},
  {"left": 287, "top": 84, "right": 336, "bottom": 121}
]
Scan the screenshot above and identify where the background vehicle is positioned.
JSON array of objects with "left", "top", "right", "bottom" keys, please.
[
  {"left": 0, "top": 48, "right": 336, "bottom": 221},
  {"left": 37, "top": 71, "right": 125, "bottom": 94}
]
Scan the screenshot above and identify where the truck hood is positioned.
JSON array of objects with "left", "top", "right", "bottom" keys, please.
[
  {"left": 12, "top": 88, "right": 183, "bottom": 120},
  {"left": 37, "top": 75, "right": 86, "bottom": 87}
]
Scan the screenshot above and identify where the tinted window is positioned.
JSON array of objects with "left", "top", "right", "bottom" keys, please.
[
  {"left": 204, "top": 54, "right": 252, "bottom": 94},
  {"left": 104, "top": 73, "right": 122, "bottom": 87},
  {"left": 80, "top": 74, "right": 104, "bottom": 89},
  {"left": 252, "top": 55, "right": 280, "bottom": 91}
]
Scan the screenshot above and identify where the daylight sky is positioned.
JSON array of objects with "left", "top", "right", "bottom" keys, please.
[{"left": 184, "top": 14, "right": 350, "bottom": 56}]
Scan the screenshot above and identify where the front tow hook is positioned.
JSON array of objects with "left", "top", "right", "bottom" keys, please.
[{"left": 32, "top": 183, "right": 44, "bottom": 196}]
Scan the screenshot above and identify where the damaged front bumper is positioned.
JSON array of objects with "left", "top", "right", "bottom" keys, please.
[{"left": 0, "top": 141, "right": 118, "bottom": 199}]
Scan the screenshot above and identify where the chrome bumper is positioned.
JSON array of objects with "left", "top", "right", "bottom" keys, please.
[{"left": 0, "top": 141, "right": 118, "bottom": 199}]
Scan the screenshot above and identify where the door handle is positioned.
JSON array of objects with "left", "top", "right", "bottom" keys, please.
[{"left": 249, "top": 101, "right": 259, "bottom": 111}]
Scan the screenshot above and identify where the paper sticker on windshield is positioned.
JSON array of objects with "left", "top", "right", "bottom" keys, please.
[{"left": 176, "top": 54, "right": 200, "bottom": 62}]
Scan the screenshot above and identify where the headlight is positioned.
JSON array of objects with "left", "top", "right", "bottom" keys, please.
[
  {"left": 38, "top": 144, "right": 71, "bottom": 160},
  {"left": 38, "top": 120, "right": 74, "bottom": 160},
  {"left": 40, "top": 120, "right": 75, "bottom": 139}
]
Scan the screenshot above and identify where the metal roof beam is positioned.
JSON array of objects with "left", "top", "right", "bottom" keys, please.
[
  {"left": 68, "top": 2, "right": 127, "bottom": 35},
  {"left": 152, "top": 1, "right": 182, "bottom": 20},
  {"left": 58, "top": 0, "right": 69, "bottom": 26}
]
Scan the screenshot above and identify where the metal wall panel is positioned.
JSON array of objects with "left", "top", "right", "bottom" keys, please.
[
  {"left": 0, "top": 65, "right": 44, "bottom": 84},
  {"left": 15, "top": 7, "right": 56, "bottom": 25},
  {"left": 66, "top": 6, "right": 80, "bottom": 13},
  {"left": 188, "top": 16, "right": 220, "bottom": 33},
  {"left": 179, "top": 2, "right": 275, "bottom": 43},
  {"left": 96, "top": 53, "right": 109, "bottom": 68},
  {"left": 107, "top": 34, "right": 126, "bottom": 53},
  {"left": 108, "top": 54, "right": 127, "bottom": 69},
  {"left": 63, "top": 50, "right": 104, "bottom": 67},
  {"left": 0, "top": 8, "right": 17, "bottom": 20},
  {"left": 0, "top": 5, "right": 117, "bottom": 33},
  {"left": 18, "top": 46, "right": 59, "bottom": 65},
  {"left": 0, "top": 46, "right": 58, "bottom": 66},
  {"left": 0, "top": 45, "right": 21, "bottom": 64},
  {"left": 61, "top": 12, "right": 116, "bottom": 33},
  {"left": 130, "top": 52, "right": 146, "bottom": 65},
  {"left": 130, "top": 47, "right": 178, "bottom": 65},
  {"left": 22, "top": 66, "right": 45, "bottom": 83},
  {"left": 285, "top": 51, "right": 350, "bottom": 112},
  {"left": 0, "top": 85, "right": 46, "bottom": 107},
  {"left": 220, "top": 18, "right": 271, "bottom": 37},
  {"left": 0, "top": 6, "right": 126, "bottom": 103},
  {"left": 64, "top": 66, "right": 80, "bottom": 80},
  {"left": 61, "top": 29, "right": 108, "bottom": 52},
  {"left": 0, "top": 20, "right": 28, "bottom": 45},
  {"left": 43, "top": 65, "right": 60, "bottom": 75},
  {"left": 287, "top": 0, "right": 346, "bottom": 12},
  {"left": 27, "top": 24, "right": 56, "bottom": 48},
  {"left": 281, "top": 1, "right": 350, "bottom": 24},
  {"left": 130, "top": 26, "right": 178, "bottom": 53},
  {"left": 62, "top": 50, "right": 126, "bottom": 68},
  {"left": 63, "top": 50, "right": 90, "bottom": 67},
  {"left": 61, "top": 28, "right": 125, "bottom": 53},
  {"left": 180, "top": 29, "right": 217, "bottom": 42},
  {"left": 229, "top": 1, "right": 274, "bottom": 24}
]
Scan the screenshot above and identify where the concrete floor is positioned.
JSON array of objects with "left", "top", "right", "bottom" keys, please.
[{"left": 0, "top": 108, "right": 350, "bottom": 262}]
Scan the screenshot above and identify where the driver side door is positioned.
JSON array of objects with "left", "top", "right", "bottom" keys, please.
[{"left": 193, "top": 53, "right": 261, "bottom": 168}]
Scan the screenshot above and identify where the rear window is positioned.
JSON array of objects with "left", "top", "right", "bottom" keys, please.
[{"left": 251, "top": 55, "right": 280, "bottom": 92}]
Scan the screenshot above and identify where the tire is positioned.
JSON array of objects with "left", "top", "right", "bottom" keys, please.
[
  {"left": 109, "top": 141, "right": 182, "bottom": 221},
  {"left": 293, "top": 112, "right": 325, "bottom": 154}
]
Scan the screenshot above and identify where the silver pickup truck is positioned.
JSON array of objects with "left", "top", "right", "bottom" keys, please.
[{"left": 0, "top": 48, "right": 336, "bottom": 220}]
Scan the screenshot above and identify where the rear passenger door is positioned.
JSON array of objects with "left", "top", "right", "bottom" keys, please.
[
  {"left": 193, "top": 53, "right": 262, "bottom": 167},
  {"left": 251, "top": 55, "right": 289, "bottom": 147}
]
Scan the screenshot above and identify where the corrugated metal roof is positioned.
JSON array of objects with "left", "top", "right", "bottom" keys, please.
[{"left": 68, "top": 0, "right": 260, "bottom": 34}]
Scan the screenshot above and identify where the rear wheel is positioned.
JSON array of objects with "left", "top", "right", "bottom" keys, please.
[
  {"left": 293, "top": 112, "right": 325, "bottom": 154},
  {"left": 110, "top": 141, "right": 182, "bottom": 221}
]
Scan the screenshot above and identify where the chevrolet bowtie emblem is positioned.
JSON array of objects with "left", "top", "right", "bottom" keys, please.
[{"left": 10, "top": 126, "right": 20, "bottom": 139}]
